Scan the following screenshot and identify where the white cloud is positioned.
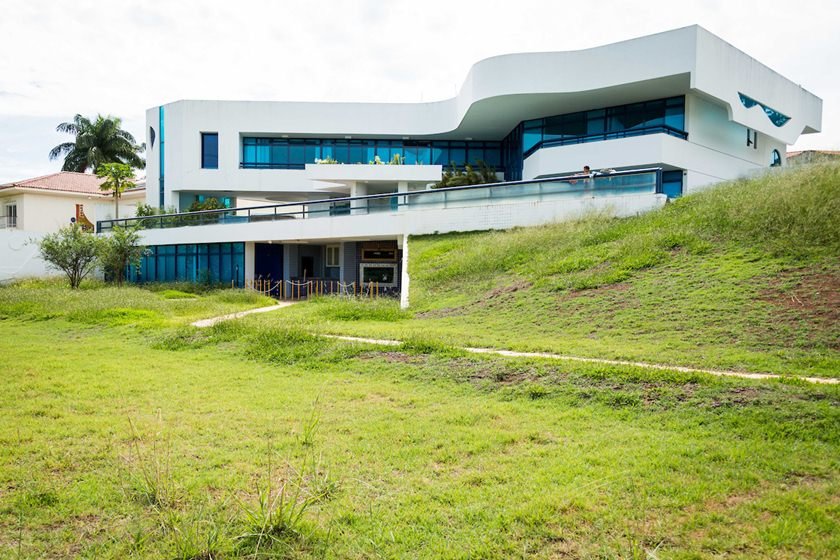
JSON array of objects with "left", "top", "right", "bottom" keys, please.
[{"left": 0, "top": 0, "right": 836, "bottom": 183}]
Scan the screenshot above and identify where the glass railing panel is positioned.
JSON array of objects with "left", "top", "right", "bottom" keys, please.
[
  {"left": 97, "top": 170, "right": 661, "bottom": 232},
  {"left": 406, "top": 190, "right": 445, "bottom": 208}
]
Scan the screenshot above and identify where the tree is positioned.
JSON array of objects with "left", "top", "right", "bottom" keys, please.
[
  {"left": 101, "top": 225, "right": 146, "bottom": 286},
  {"left": 96, "top": 163, "right": 136, "bottom": 220},
  {"left": 49, "top": 114, "right": 145, "bottom": 172},
  {"left": 38, "top": 224, "right": 104, "bottom": 289}
]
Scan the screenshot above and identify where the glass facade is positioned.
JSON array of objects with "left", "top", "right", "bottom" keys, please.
[
  {"left": 738, "top": 93, "right": 790, "bottom": 127},
  {"left": 201, "top": 133, "right": 219, "bottom": 169},
  {"left": 239, "top": 96, "right": 686, "bottom": 182},
  {"left": 661, "top": 170, "right": 684, "bottom": 198},
  {"left": 129, "top": 243, "right": 245, "bottom": 286},
  {"left": 241, "top": 138, "right": 503, "bottom": 171}
]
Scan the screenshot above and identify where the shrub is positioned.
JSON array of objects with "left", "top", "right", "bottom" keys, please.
[{"left": 37, "top": 224, "right": 104, "bottom": 289}]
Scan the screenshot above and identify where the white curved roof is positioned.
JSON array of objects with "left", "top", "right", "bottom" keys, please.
[{"left": 154, "top": 25, "right": 821, "bottom": 146}]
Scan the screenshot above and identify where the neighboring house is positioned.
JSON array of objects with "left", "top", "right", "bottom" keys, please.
[
  {"left": 786, "top": 150, "right": 840, "bottom": 165},
  {"left": 1, "top": 172, "right": 145, "bottom": 281},
  {"left": 101, "top": 25, "right": 821, "bottom": 304}
]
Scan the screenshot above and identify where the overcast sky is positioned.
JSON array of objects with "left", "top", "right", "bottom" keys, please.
[{"left": 0, "top": 0, "right": 836, "bottom": 183}]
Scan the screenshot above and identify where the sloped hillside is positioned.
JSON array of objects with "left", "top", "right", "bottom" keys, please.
[{"left": 285, "top": 164, "right": 839, "bottom": 377}]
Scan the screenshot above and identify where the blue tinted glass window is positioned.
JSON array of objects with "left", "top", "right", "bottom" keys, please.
[
  {"left": 416, "top": 144, "right": 431, "bottom": 165},
  {"left": 738, "top": 92, "right": 790, "bottom": 127},
  {"left": 363, "top": 141, "right": 376, "bottom": 163},
  {"left": 271, "top": 142, "right": 288, "bottom": 165},
  {"left": 523, "top": 128, "right": 541, "bottom": 152},
  {"left": 321, "top": 140, "right": 334, "bottom": 160},
  {"left": 661, "top": 170, "right": 683, "bottom": 198},
  {"left": 432, "top": 144, "right": 447, "bottom": 165},
  {"left": 374, "top": 142, "right": 390, "bottom": 161},
  {"left": 256, "top": 139, "right": 270, "bottom": 164},
  {"left": 333, "top": 141, "right": 348, "bottom": 163},
  {"left": 448, "top": 142, "right": 466, "bottom": 166},
  {"left": 404, "top": 145, "right": 418, "bottom": 165},
  {"left": 201, "top": 133, "right": 218, "bottom": 169},
  {"left": 483, "top": 145, "right": 501, "bottom": 166},
  {"left": 349, "top": 142, "right": 364, "bottom": 164},
  {"left": 289, "top": 140, "right": 304, "bottom": 164},
  {"left": 305, "top": 140, "right": 319, "bottom": 163}
]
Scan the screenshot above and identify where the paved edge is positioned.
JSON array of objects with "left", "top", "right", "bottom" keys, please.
[
  {"left": 191, "top": 302, "right": 295, "bottom": 328},
  {"left": 323, "top": 334, "right": 839, "bottom": 386}
]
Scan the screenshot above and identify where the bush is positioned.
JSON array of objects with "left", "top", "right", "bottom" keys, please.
[{"left": 37, "top": 224, "right": 104, "bottom": 289}]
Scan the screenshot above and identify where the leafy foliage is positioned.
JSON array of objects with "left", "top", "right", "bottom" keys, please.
[
  {"left": 434, "top": 160, "right": 498, "bottom": 188},
  {"left": 187, "top": 197, "right": 226, "bottom": 213},
  {"left": 49, "top": 114, "right": 145, "bottom": 172},
  {"left": 101, "top": 225, "right": 146, "bottom": 286},
  {"left": 37, "top": 224, "right": 104, "bottom": 289},
  {"left": 96, "top": 163, "right": 136, "bottom": 220}
]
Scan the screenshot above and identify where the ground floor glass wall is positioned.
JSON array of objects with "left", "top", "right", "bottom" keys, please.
[{"left": 129, "top": 243, "right": 245, "bottom": 286}]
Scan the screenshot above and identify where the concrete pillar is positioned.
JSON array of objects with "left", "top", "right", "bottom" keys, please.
[
  {"left": 399, "top": 234, "right": 410, "bottom": 310},
  {"left": 397, "top": 181, "right": 409, "bottom": 211},
  {"left": 282, "top": 244, "right": 291, "bottom": 281},
  {"left": 350, "top": 181, "right": 368, "bottom": 215},
  {"left": 244, "top": 242, "right": 255, "bottom": 284}
]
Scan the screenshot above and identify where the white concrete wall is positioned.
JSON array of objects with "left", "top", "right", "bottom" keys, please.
[{"left": 0, "top": 230, "right": 54, "bottom": 282}]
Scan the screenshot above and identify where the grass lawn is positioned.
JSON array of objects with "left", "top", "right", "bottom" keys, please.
[
  {"left": 273, "top": 164, "right": 840, "bottom": 378},
  {"left": 1, "top": 284, "right": 839, "bottom": 558}
]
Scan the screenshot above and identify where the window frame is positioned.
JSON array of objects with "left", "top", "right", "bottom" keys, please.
[
  {"left": 325, "top": 245, "right": 340, "bottom": 268},
  {"left": 201, "top": 132, "right": 219, "bottom": 169}
]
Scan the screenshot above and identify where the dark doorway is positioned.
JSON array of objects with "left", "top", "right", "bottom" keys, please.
[
  {"left": 300, "top": 256, "right": 315, "bottom": 279},
  {"left": 255, "top": 243, "right": 283, "bottom": 295}
]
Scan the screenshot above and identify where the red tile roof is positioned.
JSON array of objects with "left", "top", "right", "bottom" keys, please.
[{"left": 0, "top": 171, "right": 144, "bottom": 195}]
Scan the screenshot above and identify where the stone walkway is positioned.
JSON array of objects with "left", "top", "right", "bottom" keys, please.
[
  {"left": 324, "top": 335, "right": 839, "bottom": 386},
  {"left": 189, "top": 308, "right": 837, "bottom": 385},
  {"left": 190, "top": 302, "right": 296, "bottom": 328}
]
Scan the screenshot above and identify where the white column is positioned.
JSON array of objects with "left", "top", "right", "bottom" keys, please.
[
  {"left": 399, "top": 234, "right": 410, "bottom": 310},
  {"left": 244, "top": 242, "right": 255, "bottom": 284},
  {"left": 282, "top": 244, "right": 291, "bottom": 282},
  {"left": 397, "top": 181, "right": 409, "bottom": 211},
  {"left": 350, "top": 181, "right": 368, "bottom": 215}
]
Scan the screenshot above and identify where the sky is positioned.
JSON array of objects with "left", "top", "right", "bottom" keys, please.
[{"left": 0, "top": 0, "right": 836, "bottom": 184}]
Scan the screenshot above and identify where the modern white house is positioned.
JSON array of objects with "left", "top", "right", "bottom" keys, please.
[
  {"left": 1, "top": 172, "right": 145, "bottom": 281},
  {"left": 106, "top": 25, "right": 822, "bottom": 303}
]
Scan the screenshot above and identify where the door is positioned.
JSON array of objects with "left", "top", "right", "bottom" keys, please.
[
  {"left": 300, "top": 256, "right": 315, "bottom": 279},
  {"left": 254, "top": 243, "right": 283, "bottom": 296}
]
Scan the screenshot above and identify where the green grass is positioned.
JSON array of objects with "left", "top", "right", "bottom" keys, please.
[
  {"left": 0, "top": 278, "right": 275, "bottom": 328},
  {"left": 274, "top": 164, "right": 840, "bottom": 377},
  {"left": 1, "top": 283, "right": 839, "bottom": 558}
]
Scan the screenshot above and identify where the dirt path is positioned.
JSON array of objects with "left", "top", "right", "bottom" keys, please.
[
  {"left": 323, "top": 335, "right": 839, "bottom": 386},
  {"left": 191, "top": 302, "right": 296, "bottom": 328}
]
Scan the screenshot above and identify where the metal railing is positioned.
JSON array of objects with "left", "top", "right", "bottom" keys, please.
[{"left": 97, "top": 167, "right": 662, "bottom": 233}]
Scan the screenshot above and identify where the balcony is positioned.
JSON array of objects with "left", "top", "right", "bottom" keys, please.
[{"left": 98, "top": 168, "right": 663, "bottom": 235}]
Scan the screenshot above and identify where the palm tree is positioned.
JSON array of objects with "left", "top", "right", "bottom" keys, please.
[
  {"left": 96, "top": 163, "right": 136, "bottom": 220},
  {"left": 49, "top": 114, "right": 145, "bottom": 172}
]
